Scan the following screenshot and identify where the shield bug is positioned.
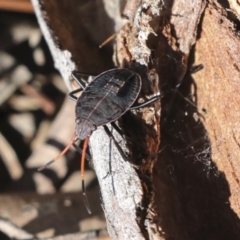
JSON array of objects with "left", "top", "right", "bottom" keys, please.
[{"left": 39, "top": 68, "right": 160, "bottom": 213}]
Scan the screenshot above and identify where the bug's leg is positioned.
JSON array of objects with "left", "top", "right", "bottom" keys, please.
[
  {"left": 70, "top": 70, "right": 97, "bottom": 101},
  {"left": 190, "top": 64, "right": 204, "bottom": 74},
  {"left": 72, "top": 70, "right": 97, "bottom": 88},
  {"left": 110, "top": 122, "right": 123, "bottom": 137},
  {"left": 110, "top": 122, "right": 138, "bottom": 148},
  {"left": 72, "top": 71, "right": 89, "bottom": 88},
  {"left": 107, "top": 125, "right": 116, "bottom": 195},
  {"left": 69, "top": 88, "right": 83, "bottom": 101},
  {"left": 80, "top": 136, "right": 92, "bottom": 214},
  {"left": 104, "top": 125, "right": 139, "bottom": 169},
  {"left": 103, "top": 125, "right": 128, "bottom": 162},
  {"left": 130, "top": 94, "right": 161, "bottom": 110}
]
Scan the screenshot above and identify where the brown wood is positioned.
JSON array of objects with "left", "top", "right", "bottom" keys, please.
[{"left": 30, "top": 0, "right": 240, "bottom": 239}]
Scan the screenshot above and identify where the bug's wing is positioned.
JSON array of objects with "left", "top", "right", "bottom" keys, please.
[{"left": 76, "top": 69, "right": 141, "bottom": 126}]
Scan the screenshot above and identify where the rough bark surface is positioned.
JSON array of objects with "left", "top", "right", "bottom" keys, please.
[
  {"left": 31, "top": 0, "right": 240, "bottom": 239},
  {"left": 152, "top": 1, "right": 240, "bottom": 239}
]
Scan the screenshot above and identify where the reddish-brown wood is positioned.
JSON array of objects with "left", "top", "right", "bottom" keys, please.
[{"left": 31, "top": 0, "right": 240, "bottom": 239}]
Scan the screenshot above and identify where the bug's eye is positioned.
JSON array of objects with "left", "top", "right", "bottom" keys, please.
[{"left": 75, "top": 118, "right": 80, "bottom": 124}]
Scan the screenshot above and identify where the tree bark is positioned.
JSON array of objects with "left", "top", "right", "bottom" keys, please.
[{"left": 31, "top": 0, "right": 240, "bottom": 239}]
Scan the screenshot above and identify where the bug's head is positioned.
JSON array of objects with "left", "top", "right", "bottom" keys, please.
[{"left": 75, "top": 117, "right": 96, "bottom": 140}]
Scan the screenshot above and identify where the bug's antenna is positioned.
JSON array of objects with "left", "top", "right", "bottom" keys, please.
[
  {"left": 81, "top": 136, "right": 92, "bottom": 214},
  {"left": 72, "top": 143, "right": 91, "bottom": 161},
  {"left": 38, "top": 132, "right": 77, "bottom": 171}
]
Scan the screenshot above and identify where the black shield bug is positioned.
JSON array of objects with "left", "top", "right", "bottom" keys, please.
[{"left": 39, "top": 68, "right": 160, "bottom": 213}]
